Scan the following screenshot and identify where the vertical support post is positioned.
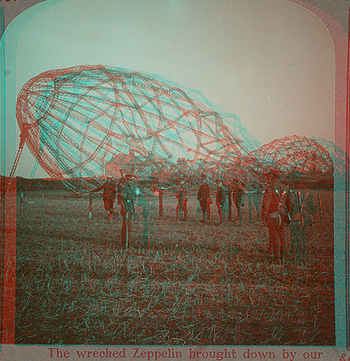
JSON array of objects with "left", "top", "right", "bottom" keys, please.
[
  {"left": 125, "top": 213, "right": 129, "bottom": 250},
  {"left": 318, "top": 193, "right": 323, "bottom": 223},
  {"left": 159, "top": 189, "right": 163, "bottom": 220},
  {"left": 40, "top": 190, "right": 44, "bottom": 216},
  {"left": 253, "top": 192, "right": 261, "bottom": 223},
  {"left": 89, "top": 193, "right": 92, "bottom": 218},
  {"left": 147, "top": 213, "right": 151, "bottom": 250},
  {"left": 248, "top": 192, "right": 252, "bottom": 223}
]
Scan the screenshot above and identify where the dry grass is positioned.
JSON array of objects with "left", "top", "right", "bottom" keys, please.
[{"left": 15, "top": 190, "right": 335, "bottom": 345}]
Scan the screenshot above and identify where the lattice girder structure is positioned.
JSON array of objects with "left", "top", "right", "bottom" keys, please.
[
  {"left": 311, "top": 137, "right": 348, "bottom": 177},
  {"left": 249, "top": 135, "right": 334, "bottom": 179},
  {"left": 16, "top": 66, "right": 260, "bottom": 190}
]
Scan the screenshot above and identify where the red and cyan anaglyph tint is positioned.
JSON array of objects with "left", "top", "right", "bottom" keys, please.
[{"left": 12, "top": 65, "right": 335, "bottom": 345}]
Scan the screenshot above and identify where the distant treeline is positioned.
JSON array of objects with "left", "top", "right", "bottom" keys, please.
[
  {"left": 1, "top": 175, "right": 334, "bottom": 192},
  {"left": 3, "top": 177, "right": 100, "bottom": 192}
]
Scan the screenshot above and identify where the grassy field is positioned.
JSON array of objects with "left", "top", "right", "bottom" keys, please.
[{"left": 15, "top": 190, "right": 335, "bottom": 345}]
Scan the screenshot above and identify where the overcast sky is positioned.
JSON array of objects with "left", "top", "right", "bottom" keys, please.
[{"left": 3, "top": 0, "right": 336, "bottom": 178}]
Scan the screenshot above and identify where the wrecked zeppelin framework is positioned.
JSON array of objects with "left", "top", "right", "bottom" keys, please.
[{"left": 15, "top": 66, "right": 334, "bottom": 191}]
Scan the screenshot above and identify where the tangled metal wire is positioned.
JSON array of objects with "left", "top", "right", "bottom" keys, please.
[
  {"left": 249, "top": 135, "right": 334, "bottom": 176},
  {"left": 16, "top": 66, "right": 335, "bottom": 192}
]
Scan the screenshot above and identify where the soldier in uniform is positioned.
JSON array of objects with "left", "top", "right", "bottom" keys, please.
[
  {"left": 223, "top": 175, "right": 233, "bottom": 222},
  {"left": 197, "top": 192, "right": 212, "bottom": 220},
  {"left": 289, "top": 173, "right": 315, "bottom": 266},
  {"left": 138, "top": 176, "right": 156, "bottom": 248},
  {"left": 206, "top": 196, "right": 213, "bottom": 221},
  {"left": 261, "top": 169, "right": 291, "bottom": 264},
  {"left": 129, "top": 175, "right": 137, "bottom": 219},
  {"left": 216, "top": 180, "right": 223, "bottom": 223},
  {"left": 117, "top": 168, "right": 127, "bottom": 216},
  {"left": 91, "top": 177, "right": 117, "bottom": 219},
  {"left": 176, "top": 180, "right": 188, "bottom": 221},
  {"left": 231, "top": 178, "right": 244, "bottom": 225},
  {"left": 216, "top": 180, "right": 230, "bottom": 224},
  {"left": 197, "top": 174, "right": 211, "bottom": 223},
  {"left": 119, "top": 175, "right": 136, "bottom": 249}
]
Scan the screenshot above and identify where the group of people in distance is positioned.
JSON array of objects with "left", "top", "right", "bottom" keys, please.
[
  {"left": 92, "top": 167, "right": 315, "bottom": 266},
  {"left": 92, "top": 169, "right": 155, "bottom": 249},
  {"left": 195, "top": 170, "right": 315, "bottom": 265},
  {"left": 196, "top": 174, "right": 244, "bottom": 225}
]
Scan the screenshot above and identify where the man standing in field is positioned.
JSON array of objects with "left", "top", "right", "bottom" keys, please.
[
  {"left": 176, "top": 180, "right": 188, "bottom": 221},
  {"left": 288, "top": 173, "right": 315, "bottom": 266},
  {"left": 117, "top": 169, "right": 127, "bottom": 216},
  {"left": 216, "top": 179, "right": 230, "bottom": 224},
  {"left": 197, "top": 174, "right": 210, "bottom": 223},
  {"left": 138, "top": 175, "right": 157, "bottom": 248},
  {"left": 252, "top": 190, "right": 264, "bottom": 223},
  {"left": 206, "top": 196, "right": 213, "bottom": 221},
  {"left": 231, "top": 178, "right": 244, "bottom": 225},
  {"left": 261, "top": 169, "right": 291, "bottom": 264},
  {"left": 91, "top": 177, "right": 117, "bottom": 220},
  {"left": 119, "top": 175, "right": 136, "bottom": 249},
  {"left": 129, "top": 175, "right": 137, "bottom": 219},
  {"left": 197, "top": 194, "right": 212, "bottom": 221},
  {"left": 224, "top": 175, "right": 233, "bottom": 222}
]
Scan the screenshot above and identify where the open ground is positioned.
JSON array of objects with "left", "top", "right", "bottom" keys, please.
[{"left": 15, "top": 189, "right": 335, "bottom": 345}]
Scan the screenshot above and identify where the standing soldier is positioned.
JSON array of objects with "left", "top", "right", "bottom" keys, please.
[
  {"left": 158, "top": 187, "right": 164, "bottom": 220},
  {"left": 129, "top": 175, "right": 137, "bottom": 219},
  {"left": 206, "top": 196, "right": 213, "bottom": 221},
  {"left": 196, "top": 192, "right": 201, "bottom": 221},
  {"left": 197, "top": 194, "right": 212, "bottom": 221},
  {"left": 119, "top": 175, "right": 136, "bottom": 249},
  {"left": 231, "top": 178, "right": 244, "bottom": 225},
  {"left": 117, "top": 168, "right": 127, "bottom": 217},
  {"left": 252, "top": 189, "right": 263, "bottom": 223},
  {"left": 289, "top": 173, "right": 315, "bottom": 266},
  {"left": 216, "top": 180, "right": 230, "bottom": 224},
  {"left": 197, "top": 174, "right": 210, "bottom": 223},
  {"left": 261, "top": 169, "right": 291, "bottom": 264},
  {"left": 216, "top": 180, "right": 223, "bottom": 223},
  {"left": 223, "top": 175, "right": 233, "bottom": 222},
  {"left": 91, "top": 177, "right": 117, "bottom": 220},
  {"left": 138, "top": 177, "right": 156, "bottom": 249},
  {"left": 176, "top": 180, "right": 188, "bottom": 221}
]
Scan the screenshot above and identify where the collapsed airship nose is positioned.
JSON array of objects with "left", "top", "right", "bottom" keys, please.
[{"left": 16, "top": 65, "right": 258, "bottom": 183}]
